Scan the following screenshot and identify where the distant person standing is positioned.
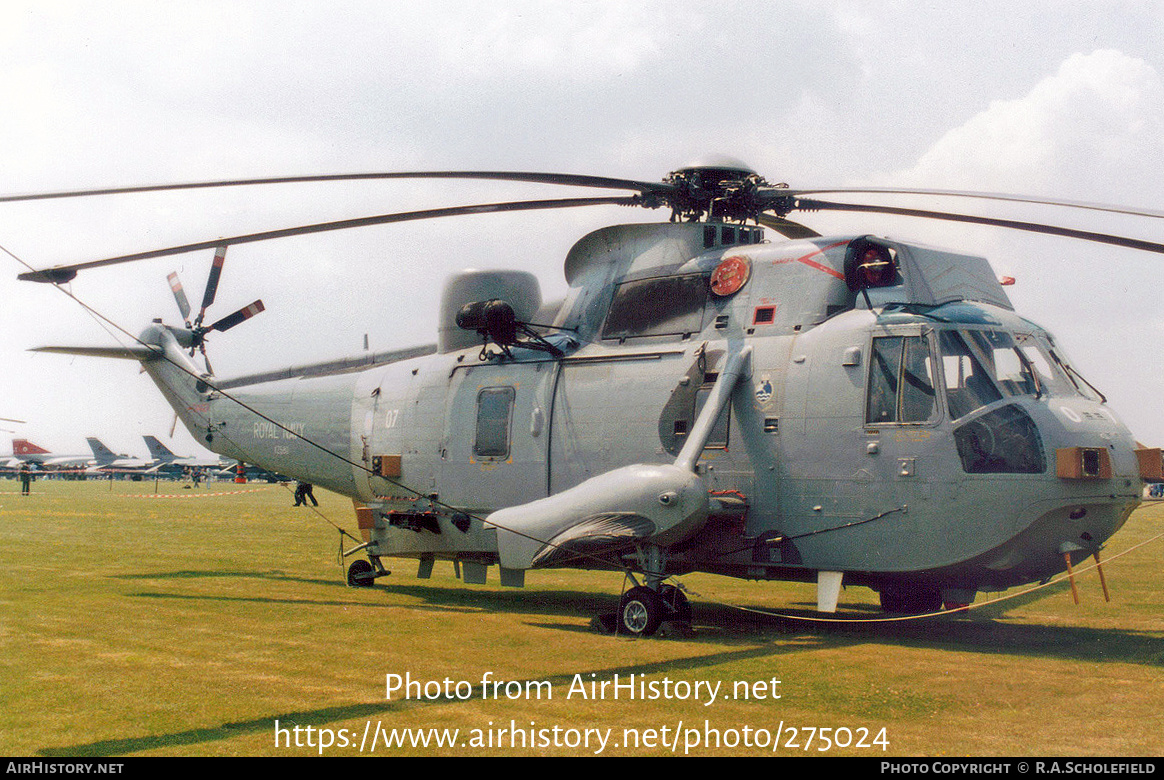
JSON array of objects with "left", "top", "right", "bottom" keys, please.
[
  {"left": 19, "top": 462, "right": 32, "bottom": 496},
  {"left": 294, "top": 482, "right": 318, "bottom": 507}
]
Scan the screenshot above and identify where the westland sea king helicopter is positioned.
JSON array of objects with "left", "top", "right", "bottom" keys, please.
[{"left": 14, "top": 157, "right": 1164, "bottom": 635}]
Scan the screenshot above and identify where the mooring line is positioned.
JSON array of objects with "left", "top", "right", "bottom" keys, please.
[{"left": 715, "top": 528, "right": 1164, "bottom": 625}]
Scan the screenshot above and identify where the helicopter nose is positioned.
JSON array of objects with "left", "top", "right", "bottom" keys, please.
[
  {"left": 977, "top": 494, "right": 1136, "bottom": 589},
  {"left": 964, "top": 398, "right": 1143, "bottom": 588}
]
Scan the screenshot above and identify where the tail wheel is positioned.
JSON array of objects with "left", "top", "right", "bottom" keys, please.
[
  {"left": 347, "top": 559, "right": 375, "bottom": 588},
  {"left": 619, "top": 586, "right": 663, "bottom": 636}
]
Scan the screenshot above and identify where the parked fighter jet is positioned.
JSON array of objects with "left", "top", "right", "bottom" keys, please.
[
  {"left": 84, "top": 437, "right": 155, "bottom": 475},
  {"left": 8, "top": 438, "right": 94, "bottom": 470},
  {"left": 142, "top": 435, "right": 228, "bottom": 471}
]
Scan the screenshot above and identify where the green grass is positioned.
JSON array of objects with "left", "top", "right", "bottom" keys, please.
[{"left": 1, "top": 479, "right": 1161, "bottom": 757}]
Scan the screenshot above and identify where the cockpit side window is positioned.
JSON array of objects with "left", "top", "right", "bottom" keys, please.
[
  {"left": 939, "top": 329, "right": 1100, "bottom": 418},
  {"left": 867, "top": 336, "right": 903, "bottom": 424},
  {"left": 901, "top": 336, "right": 938, "bottom": 422},
  {"left": 939, "top": 331, "right": 1004, "bottom": 420},
  {"left": 866, "top": 335, "right": 937, "bottom": 425}
]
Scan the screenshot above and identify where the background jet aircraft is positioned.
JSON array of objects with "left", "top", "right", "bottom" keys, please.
[
  {"left": 84, "top": 437, "right": 155, "bottom": 474},
  {"left": 142, "top": 435, "right": 228, "bottom": 470},
  {"left": 9, "top": 439, "right": 95, "bottom": 470}
]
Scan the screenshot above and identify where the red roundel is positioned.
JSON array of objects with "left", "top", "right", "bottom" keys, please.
[{"left": 710, "top": 255, "right": 751, "bottom": 297}]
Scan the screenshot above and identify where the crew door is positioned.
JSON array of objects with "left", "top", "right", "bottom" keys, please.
[{"left": 439, "top": 360, "right": 556, "bottom": 514}]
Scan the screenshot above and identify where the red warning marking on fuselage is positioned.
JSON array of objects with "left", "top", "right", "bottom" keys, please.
[{"left": 770, "top": 240, "right": 848, "bottom": 280}]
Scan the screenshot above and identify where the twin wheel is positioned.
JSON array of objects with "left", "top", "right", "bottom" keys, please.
[
  {"left": 618, "top": 584, "right": 692, "bottom": 636},
  {"left": 878, "top": 583, "right": 945, "bottom": 614}
]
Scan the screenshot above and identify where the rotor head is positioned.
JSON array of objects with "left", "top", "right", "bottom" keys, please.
[{"left": 165, "top": 246, "right": 264, "bottom": 372}]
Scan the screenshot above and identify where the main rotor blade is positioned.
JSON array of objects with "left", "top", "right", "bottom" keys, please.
[
  {"left": 18, "top": 195, "right": 641, "bottom": 283},
  {"left": 792, "top": 198, "right": 1164, "bottom": 255},
  {"left": 756, "top": 213, "right": 821, "bottom": 239},
  {"left": 0, "top": 171, "right": 675, "bottom": 204},
  {"left": 207, "top": 300, "right": 265, "bottom": 333},
  {"left": 779, "top": 187, "right": 1164, "bottom": 220}
]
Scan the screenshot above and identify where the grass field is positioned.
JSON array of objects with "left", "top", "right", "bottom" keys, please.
[{"left": 1, "top": 478, "right": 1161, "bottom": 757}]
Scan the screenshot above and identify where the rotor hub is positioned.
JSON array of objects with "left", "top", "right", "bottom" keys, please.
[{"left": 663, "top": 158, "right": 788, "bottom": 223}]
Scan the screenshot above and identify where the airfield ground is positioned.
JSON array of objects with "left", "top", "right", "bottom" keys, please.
[{"left": 1, "top": 479, "right": 1161, "bottom": 757}]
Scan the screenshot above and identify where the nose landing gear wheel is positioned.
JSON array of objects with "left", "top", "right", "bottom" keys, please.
[{"left": 619, "top": 586, "right": 663, "bottom": 636}]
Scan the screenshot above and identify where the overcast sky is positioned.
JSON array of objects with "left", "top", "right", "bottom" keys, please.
[{"left": 3, "top": 1, "right": 1163, "bottom": 458}]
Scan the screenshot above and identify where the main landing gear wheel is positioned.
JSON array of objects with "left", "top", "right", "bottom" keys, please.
[
  {"left": 347, "top": 558, "right": 375, "bottom": 587},
  {"left": 619, "top": 586, "right": 663, "bottom": 636},
  {"left": 879, "top": 584, "right": 943, "bottom": 614}
]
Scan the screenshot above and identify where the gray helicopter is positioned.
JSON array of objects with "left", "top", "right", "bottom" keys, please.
[{"left": 19, "top": 158, "right": 1164, "bottom": 635}]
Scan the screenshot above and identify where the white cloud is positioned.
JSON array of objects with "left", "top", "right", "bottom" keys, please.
[
  {"left": 853, "top": 49, "right": 1164, "bottom": 444},
  {"left": 888, "top": 50, "right": 1164, "bottom": 204}
]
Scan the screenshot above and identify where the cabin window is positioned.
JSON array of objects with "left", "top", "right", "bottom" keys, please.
[
  {"left": 474, "top": 386, "right": 515, "bottom": 458},
  {"left": 866, "top": 336, "right": 936, "bottom": 425},
  {"left": 602, "top": 274, "right": 708, "bottom": 340}
]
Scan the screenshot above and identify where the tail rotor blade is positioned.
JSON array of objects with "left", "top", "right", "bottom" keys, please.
[
  {"left": 196, "top": 245, "right": 228, "bottom": 326},
  {"left": 199, "top": 343, "right": 215, "bottom": 376},
  {"left": 207, "top": 300, "right": 265, "bottom": 333},
  {"left": 167, "top": 272, "right": 192, "bottom": 324}
]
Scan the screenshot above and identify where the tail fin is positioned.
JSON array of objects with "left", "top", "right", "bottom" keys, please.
[
  {"left": 143, "top": 435, "right": 178, "bottom": 462},
  {"left": 35, "top": 324, "right": 223, "bottom": 458},
  {"left": 13, "top": 439, "right": 50, "bottom": 456},
  {"left": 86, "top": 438, "right": 119, "bottom": 464}
]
